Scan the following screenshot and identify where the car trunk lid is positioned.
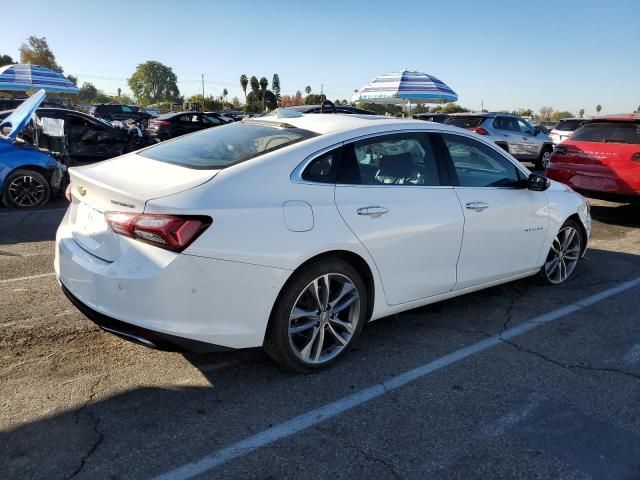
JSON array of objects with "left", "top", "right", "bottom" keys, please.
[{"left": 68, "top": 153, "right": 219, "bottom": 261}]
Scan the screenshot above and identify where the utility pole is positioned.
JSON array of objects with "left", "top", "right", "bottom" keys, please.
[
  {"left": 321, "top": 84, "right": 324, "bottom": 100},
  {"left": 201, "top": 74, "right": 205, "bottom": 112}
]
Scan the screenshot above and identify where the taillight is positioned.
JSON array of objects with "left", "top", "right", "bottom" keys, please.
[
  {"left": 150, "top": 120, "right": 170, "bottom": 127},
  {"left": 104, "top": 212, "right": 212, "bottom": 252},
  {"left": 65, "top": 184, "right": 72, "bottom": 202},
  {"left": 469, "top": 127, "right": 489, "bottom": 135},
  {"left": 631, "top": 152, "right": 640, "bottom": 162},
  {"left": 553, "top": 146, "right": 568, "bottom": 156}
]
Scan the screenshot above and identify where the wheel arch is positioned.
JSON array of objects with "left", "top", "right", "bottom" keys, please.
[
  {"left": 268, "top": 249, "right": 377, "bottom": 331},
  {"left": 567, "top": 213, "right": 588, "bottom": 256}
]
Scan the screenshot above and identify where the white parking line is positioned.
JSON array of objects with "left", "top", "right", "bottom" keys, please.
[
  {"left": 153, "top": 276, "right": 640, "bottom": 480},
  {"left": 0, "top": 272, "right": 56, "bottom": 284}
]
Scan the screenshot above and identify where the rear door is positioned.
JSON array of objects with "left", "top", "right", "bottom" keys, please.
[
  {"left": 334, "top": 132, "right": 464, "bottom": 305},
  {"left": 435, "top": 132, "right": 549, "bottom": 289}
]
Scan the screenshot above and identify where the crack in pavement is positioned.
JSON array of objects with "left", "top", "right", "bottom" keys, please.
[
  {"left": 502, "top": 286, "right": 527, "bottom": 333},
  {"left": 64, "top": 376, "right": 106, "bottom": 480},
  {"left": 318, "top": 427, "right": 402, "bottom": 479},
  {"left": 426, "top": 321, "right": 640, "bottom": 383}
]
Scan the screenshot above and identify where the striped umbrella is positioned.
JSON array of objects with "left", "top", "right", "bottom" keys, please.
[
  {"left": 352, "top": 69, "right": 457, "bottom": 105},
  {"left": 0, "top": 64, "right": 80, "bottom": 94}
]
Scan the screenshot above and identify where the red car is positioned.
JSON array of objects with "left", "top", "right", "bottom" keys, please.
[{"left": 545, "top": 114, "right": 640, "bottom": 201}]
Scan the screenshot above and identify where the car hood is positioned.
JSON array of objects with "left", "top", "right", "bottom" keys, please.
[{"left": 0, "top": 89, "right": 46, "bottom": 141}]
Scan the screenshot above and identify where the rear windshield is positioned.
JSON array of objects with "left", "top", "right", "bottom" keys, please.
[
  {"left": 554, "top": 119, "right": 584, "bottom": 131},
  {"left": 571, "top": 122, "right": 640, "bottom": 144},
  {"left": 445, "top": 116, "right": 484, "bottom": 128},
  {"left": 139, "top": 121, "right": 318, "bottom": 169}
]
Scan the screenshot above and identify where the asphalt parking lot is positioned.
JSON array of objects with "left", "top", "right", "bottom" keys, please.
[{"left": 1, "top": 192, "right": 640, "bottom": 480}]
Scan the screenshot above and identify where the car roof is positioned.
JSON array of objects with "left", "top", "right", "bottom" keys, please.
[
  {"left": 248, "top": 112, "right": 443, "bottom": 135},
  {"left": 588, "top": 114, "right": 640, "bottom": 122}
]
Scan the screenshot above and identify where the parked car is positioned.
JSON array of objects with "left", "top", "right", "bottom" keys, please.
[
  {"left": 0, "top": 107, "right": 144, "bottom": 161},
  {"left": 0, "top": 91, "right": 65, "bottom": 208},
  {"left": 413, "top": 113, "right": 449, "bottom": 123},
  {"left": 146, "top": 112, "right": 225, "bottom": 141},
  {"left": 287, "top": 104, "right": 376, "bottom": 115},
  {"left": 56, "top": 110, "right": 591, "bottom": 372},
  {"left": 549, "top": 118, "right": 589, "bottom": 145},
  {"left": 203, "top": 111, "right": 235, "bottom": 124},
  {"left": 89, "top": 104, "right": 153, "bottom": 124},
  {"left": 446, "top": 113, "right": 554, "bottom": 169},
  {"left": 546, "top": 114, "right": 640, "bottom": 202}
]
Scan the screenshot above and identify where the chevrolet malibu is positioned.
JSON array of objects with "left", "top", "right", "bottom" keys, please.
[{"left": 55, "top": 110, "right": 591, "bottom": 372}]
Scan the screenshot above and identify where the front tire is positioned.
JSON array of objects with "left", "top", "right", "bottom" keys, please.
[
  {"left": 264, "top": 258, "right": 367, "bottom": 373},
  {"left": 536, "top": 146, "right": 552, "bottom": 170},
  {"left": 2, "top": 169, "right": 51, "bottom": 208},
  {"left": 538, "top": 219, "right": 583, "bottom": 285}
]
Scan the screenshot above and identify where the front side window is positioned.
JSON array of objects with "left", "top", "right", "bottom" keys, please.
[
  {"left": 517, "top": 119, "right": 534, "bottom": 135},
  {"left": 139, "top": 122, "right": 317, "bottom": 169},
  {"left": 337, "top": 133, "right": 440, "bottom": 186},
  {"left": 441, "top": 133, "right": 521, "bottom": 188}
]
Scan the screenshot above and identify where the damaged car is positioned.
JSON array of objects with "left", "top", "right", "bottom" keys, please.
[
  {"left": 0, "top": 106, "right": 146, "bottom": 162},
  {"left": 0, "top": 90, "right": 66, "bottom": 208}
]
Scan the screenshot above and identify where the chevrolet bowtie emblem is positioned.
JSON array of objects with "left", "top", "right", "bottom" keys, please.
[{"left": 77, "top": 186, "right": 87, "bottom": 196}]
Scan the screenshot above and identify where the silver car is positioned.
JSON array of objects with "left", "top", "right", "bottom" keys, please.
[{"left": 445, "top": 113, "right": 554, "bottom": 169}]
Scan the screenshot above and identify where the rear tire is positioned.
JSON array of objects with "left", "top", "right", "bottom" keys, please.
[
  {"left": 264, "top": 258, "right": 367, "bottom": 373},
  {"left": 2, "top": 169, "right": 50, "bottom": 208}
]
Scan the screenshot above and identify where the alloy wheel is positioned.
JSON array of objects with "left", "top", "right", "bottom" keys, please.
[
  {"left": 544, "top": 226, "right": 581, "bottom": 284},
  {"left": 288, "top": 273, "right": 360, "bottom": 365},
  {"left": 541, "top": 150, "right": 551, "bottom": 169},
  {"left": 8, "top": 175, "right": 46, "bottom": 207}
]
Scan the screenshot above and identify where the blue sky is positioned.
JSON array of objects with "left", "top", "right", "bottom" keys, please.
[{"left": 3, "top": 0, "right": 638, "bottom": 114}]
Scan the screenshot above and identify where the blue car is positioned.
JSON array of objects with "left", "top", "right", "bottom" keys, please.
[{"left": 0, "top": 90, "right": 62, "bottom": 208}]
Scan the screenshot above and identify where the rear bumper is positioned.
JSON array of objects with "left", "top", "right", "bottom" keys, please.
[
  {"left": 55, "top": 211, "right": 291, "bottom": 350},
  {"left": 546, "top": 163, "right": 640, "bottom": 199},
  {"left": 61, "top": 283, "right": 229, "bottom": 352}
]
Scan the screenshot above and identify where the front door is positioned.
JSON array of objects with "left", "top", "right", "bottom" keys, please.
[
  {"left": 437, "top": 132, "right": 549, "bottom": 289},
  {"left": 333, "top": 132, "right": 464, "bottom": 305}
]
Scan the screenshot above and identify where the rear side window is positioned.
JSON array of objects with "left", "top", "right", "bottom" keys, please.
[
  {"left": 571, "top": 122, "right": 640, "bottom": 144},
  {"left": 337, "top": 133, "right": 440, "bottom": 186},
  {"left": 445, "top": 116, "right": 484, "bottom": 129},
  {"left": 139, "top": 122, "right": 317, "bottom": 169},
  {"left": 302, "top": 150, "right": 340, "bottom": 183}
]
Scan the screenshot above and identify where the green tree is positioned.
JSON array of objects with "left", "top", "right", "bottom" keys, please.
[
  {"left": 304, "top": 85, "right": 311, "bottom": 95},
  {"left": 0, "top": 54, "right": 15, "bottom": 65},
  {"left": 78, "top": 82, "right": 98, "bottom": 102},
  {"left": 128, "top": 61, "right": 180, "bottom": 105},
  {"left": 259, "top": 77, "right": 268, "bottom": 111},
  {"left": 66, "top": 74, "right": 78, "bottom": 86},
  {"left": 578, "top": 108, "right": 585, "bottom": 118},
  {"left": 272, "top": 74, "right": 281, "bottom": 106},
  {"left": 246, "top": 90, "right": 277, "bottom": 112},
  {"left": 551, "top": 111, "right": 574, "bottom": 121},
  {"left": 596, "top": 104, "right": 602, "bottom": 115},
  {"left": 304, "top": 93, "right": 326, "bottom": 105},
  {"left": 19, "top": 36, "right": 63, "bottom": 72},
  {"left": 239, "top": 74, "right": 248, "bottom": 104},
  {"left": 295, "top": 90, "right": 302, "bottom": 100},
  {"left": 222, "top": 88, "right": 228, "bottom": 106},
  {"left": 433, "top": 103, "right": 469, "bottom": 114},
  {"left": 250, "top": 76, "right": 260, "bottom": 96},
  {"left": 518, "top": 108, "right": 534, "bottom": 117}
]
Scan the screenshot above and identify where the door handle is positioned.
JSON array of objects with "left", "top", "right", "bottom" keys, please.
[
  {"left": 357, "top": 206, "right": 389, "bottom": 218},
  {"left": 465, "top": 201, "right": 489, "bottom": 212}
]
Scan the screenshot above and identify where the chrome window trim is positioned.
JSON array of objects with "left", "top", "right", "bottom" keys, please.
[{"left": 290, "top": 127, "right": 530, "bottom": 187}]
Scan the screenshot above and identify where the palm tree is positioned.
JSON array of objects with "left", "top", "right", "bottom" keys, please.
[
  {"left": 250, "top": 76, "right": 260, "bottom": 97},
  {"left": 578, "top": 108, "right": 584, "bottom": 118},
  {"left": 259, "top": 77, "right": 269, "bottom": 111},
  {"left": 222, "top": 88, "right": 228, "bottom": 108},
  {"left": 305, "top": 85, "right": 311, "bottom": 95},
  {"left": 240, "top": 74, "right": 248, "bottom": 105},
  {"left": 596, "top": 104, "right": 602, "bottom": 115}
]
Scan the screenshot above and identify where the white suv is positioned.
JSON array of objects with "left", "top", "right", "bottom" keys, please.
[{"left": 549, "top": 118, "right": 589, "bottom": 145}]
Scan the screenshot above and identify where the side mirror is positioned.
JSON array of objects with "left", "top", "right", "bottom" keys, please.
[
  {"left": 533, "top": 126, "right": 540, "bottom": 135},
  {"left": 528, "top": 173, "right": 550, "bottom": 191}
]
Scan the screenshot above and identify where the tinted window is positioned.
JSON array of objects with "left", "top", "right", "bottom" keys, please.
[
  {"left": 442, "top": 134, "right": 521, "bottom": 187},
  {"left": 301, "top": 150, "right": 340, "bottom": 183},
  {"left": 516, "top": 118, "right": 534, "bottom": 134},
  {"left": 555, "top": 119, "right": 584, "bottom": 131},
  {"left": 337, "top": 133, "right": 440, "bottom": 186},
  {"left": 202, "top": 115, "right": 222, "bottom": 126},
  {"left": 571, "top": 122, "right": 640, "bottom": 144},
  {"left": 493, "top": 117, "right": 520, "bottom": 132},
  {"left": 446, "top": 116, "right": 484, "bottom": 128},
  {"left": 179, "top": 114, "right": 200, "bottom": 123},
  {"left": 139, "top": 122, "right": 317, "bottom": 169}
]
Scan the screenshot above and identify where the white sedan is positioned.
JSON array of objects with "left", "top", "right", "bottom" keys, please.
[{"left": 55, "top": 109, "right": 591, "bottom": 372}]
